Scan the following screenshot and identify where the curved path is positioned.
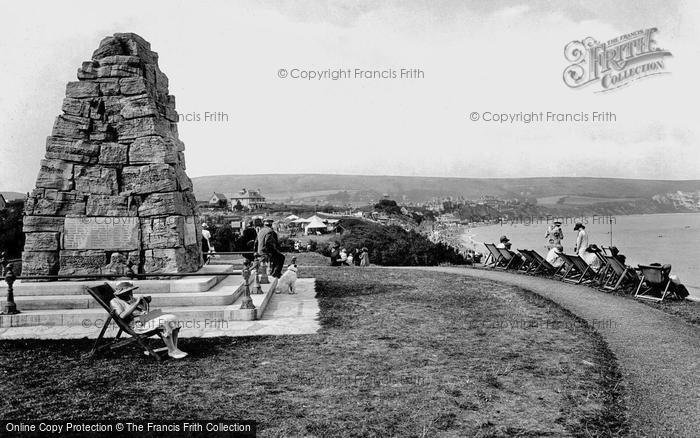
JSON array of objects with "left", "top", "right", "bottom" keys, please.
[{"left": 408, "top": 266, "right": 700, "bottom": 438}]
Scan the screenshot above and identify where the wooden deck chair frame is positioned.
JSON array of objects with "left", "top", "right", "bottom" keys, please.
[
  {"left": 601, "top": 256, "right": 638, "bottom": 292},
  {"left": 591, "top": 251, "right": 611, "bottom": 286},
  {"left": 496, "top": 248, "right": 521, "bottom": 270},
  {"left": 526, "top": 250, "right": 563, "bottom": 277},
  {"left": 516, "top": 249, "right": 539, "bottom": 274},
  {"left": 634, "top": 264, "right": 675, "bottom": 302},
  {"left": 86, "top": 283, "right": 167, "bottom": 362},
  {"left": 557, "top": 253, "right": 595, "bottom": 284},
  {"left": 483, "top": 243, "right": 506, "bottom": 268}
]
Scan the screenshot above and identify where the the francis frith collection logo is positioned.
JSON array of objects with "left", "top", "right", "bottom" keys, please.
[{"left": 563, "top": 27, "right": 672, "bottom": 92}]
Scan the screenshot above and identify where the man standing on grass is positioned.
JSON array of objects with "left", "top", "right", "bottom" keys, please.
[{"left": 256, "top": 217, "right": 285, "bottom": 294}]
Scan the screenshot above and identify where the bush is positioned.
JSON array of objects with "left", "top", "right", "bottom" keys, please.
[
  {"left": 0, "top": 201, "right": 25, "bottom": 259},
  {"left": 210, "top": 225, "right": 238, "bottom": 252},
  {"left": 374, "top": 199, "right": 402, "bottom": 216},
  {"left": 306, "top": 240, "right": 319, "bottom": 253},
  {"left": 336, "top": 219, "right": 466, "bottom": 266},
  {"left": 278, "top": 236, "right": 296, "bottom": 252}
]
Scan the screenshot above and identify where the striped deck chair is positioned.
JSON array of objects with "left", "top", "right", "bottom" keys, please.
[
  {"left": 483, "top": 243, "right": 506, "bottom": 268},
  {"left": 635, "top": 264, "right": 676, "bottom": 302}
]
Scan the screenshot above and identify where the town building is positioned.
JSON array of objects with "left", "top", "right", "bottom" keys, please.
[
  {"left": 227, "top": 188, "right": 266, "bottom": 210},
  {"left": 207, "top": 188, "right": 267, "bottom": 211},
  {"left": 208, "top": 193, "right": 228, "bottom": 208}
]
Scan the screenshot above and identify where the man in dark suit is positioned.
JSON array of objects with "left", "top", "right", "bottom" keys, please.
[{"left": 255, "top": 218, "right": 285, "bottom": 293}]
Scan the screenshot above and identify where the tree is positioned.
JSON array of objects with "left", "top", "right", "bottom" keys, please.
[
  {"left": 210, "top": 225, "right": 238, "bottom": 252},
  {"left": 0, "top": 201, "right": 25, "bottom": 258},
  {"left": 336, "top": 218, "right": 466, "bottom": 266},
  {"left": 374, "top": 199, "right": 402, "bottom": 215}
]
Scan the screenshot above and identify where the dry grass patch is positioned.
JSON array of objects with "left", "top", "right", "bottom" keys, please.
[{"left": 0, "top": 268, "right": 626, "bottom": 437}]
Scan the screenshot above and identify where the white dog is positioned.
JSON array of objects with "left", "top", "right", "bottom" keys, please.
[{"left": 276, "top": 262, "right": 298, "bottom": 294}]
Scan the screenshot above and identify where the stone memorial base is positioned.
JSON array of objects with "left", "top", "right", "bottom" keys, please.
[
  {"left": 0, "top": 279, "right": 319, "bottom": 340},
  {"left": 0, "top": 265, "right": 282, "bottom": 330}
]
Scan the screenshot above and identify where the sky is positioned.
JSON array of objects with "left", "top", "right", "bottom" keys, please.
[{"left": 0, "top": 0, "right": 698, "bottom": 192}]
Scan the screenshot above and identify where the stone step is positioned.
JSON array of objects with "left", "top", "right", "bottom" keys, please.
[
  {"left": 2, "top": 265, "right": 236, "bottom": 296},
  {"left": 0, "top": 283, "right": 278, "bottom": 328},
  {"left": 14, "top": 286, "right": 244, "bottom": 310}
]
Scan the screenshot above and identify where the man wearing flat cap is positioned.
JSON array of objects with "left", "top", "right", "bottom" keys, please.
[{"left": 255, "top": 217, "right": 285, "bottom": 294}]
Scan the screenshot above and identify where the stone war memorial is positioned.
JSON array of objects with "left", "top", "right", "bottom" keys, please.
[
  {"left": 22, "top": 33, "right": 203, "bottom": 277},
  {"left": 1, "top": 33, "right": 283, "bottom": 332}
]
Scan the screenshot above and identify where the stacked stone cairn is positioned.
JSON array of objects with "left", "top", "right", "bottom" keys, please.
[{"left": 22, "top": 33, "right": 203, "bottom": 277}]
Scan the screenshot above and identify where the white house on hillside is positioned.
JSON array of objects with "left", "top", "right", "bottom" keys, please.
[{"left": 228, "top": 188, "right": 266, "bottom": 210}]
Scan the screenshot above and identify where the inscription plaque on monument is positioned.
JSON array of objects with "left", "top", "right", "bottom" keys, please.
[
  {"left": 63, "top": 217, "right": 140, "bottom": 250},
  {"left": 184, "top": 218, "right": 198, "bottom": 246}
]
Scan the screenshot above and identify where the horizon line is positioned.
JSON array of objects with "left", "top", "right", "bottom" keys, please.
[{"left": 189, "top": 172, "right": 700, "bottom": 183}]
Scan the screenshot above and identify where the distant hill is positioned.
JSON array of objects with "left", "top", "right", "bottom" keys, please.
[
  {"left": 0, "top": 191, "right": 26, "bottom": 201},
  {"left": 191, "top": 174, "right": 700, "bottom": 205}
]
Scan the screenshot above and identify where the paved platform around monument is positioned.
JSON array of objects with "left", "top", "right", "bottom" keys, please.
[
  {"left": 0, "top": 279, "right": 319, "bottom": 339},
  {"left": 1, "top": 264, "right": 236, "bottom": 296}
]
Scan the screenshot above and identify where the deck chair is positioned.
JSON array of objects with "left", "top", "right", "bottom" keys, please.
[
  {"left": 516, "top": 249, "right": 539, "bottom": 274},
  {"left": 526, "top": 250, "right": 563, "bottom": 277},
  {"left": 591, "top": 251, "right": 612, "bottom": 286},
  {"left": 557, "top": 253, "right": 596, "bottom": 284},
  {"left": 483, "top": 243, "right": 506, "bottom": 268},
  {"left": 86, "top": 283, "right": 167, "bottom": 362},
  {"left": 496, "top": 248, "right": 522, "bottom": 270},
  {"left": 600, "top": 256, "right": 639, "bottom": 292},
  {"left": 635, "top": 264, "right": 676, "bottom": 302}
]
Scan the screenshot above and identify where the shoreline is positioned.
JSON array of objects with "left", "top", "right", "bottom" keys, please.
[{"left": 443, "top": 219, "right": 700, "bottom": 301}]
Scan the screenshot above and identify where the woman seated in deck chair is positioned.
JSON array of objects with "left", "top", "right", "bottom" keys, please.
[
  {"left": 545, "top": 244, "right": 565, "bottom": 268},
  {"left": 581, "top": 244, "right": 604, "bottom": 272},
  {"left": 110, "top": 282, "right": 188, "bottom": 359}
]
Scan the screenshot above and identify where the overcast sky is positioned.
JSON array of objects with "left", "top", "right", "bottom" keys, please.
[{"left": 1, "top": 0, "right": 698, "bottom": 192}]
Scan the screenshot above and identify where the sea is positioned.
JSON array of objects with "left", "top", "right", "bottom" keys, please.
[{"left": 461, "top": 212, "right": 700, "bottom": 299}]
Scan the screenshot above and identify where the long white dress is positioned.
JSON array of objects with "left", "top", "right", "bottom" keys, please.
[{"left": 576, "top": 229, "right": 602, "bottom": 271}]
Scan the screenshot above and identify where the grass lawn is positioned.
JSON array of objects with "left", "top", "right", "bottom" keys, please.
[
  {"left": 635, "top": 297, "right": 700, "bottom": 327},
  {"left": 0, "top": 268, "right": 626, "bottom": 437}
]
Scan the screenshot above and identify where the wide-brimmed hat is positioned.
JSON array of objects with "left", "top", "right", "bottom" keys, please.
[
  {"left": 202, "top": 223, "right": 209, "bottom": 229},
  {"left": 586, "top": 244, "right": 601, "bottom": 252},
  {"left": 263, "top": 217, "right": 274, "bottom": 224},
  {"left": 114, "top": 281, "right": 138, "bottom": 296},
  {"left": 573, "top": 222, "right": 585, "bottom": 230},
  {"left": 553, "top": 220, "right": 562, "bottom": 225},
  {"left": 499, "top": 235, "right": 510, "bottom": 243}
]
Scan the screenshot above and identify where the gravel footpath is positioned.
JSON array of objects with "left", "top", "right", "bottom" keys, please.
[{"left": 408, "top": 266, "right": 700, "bottom": 438}]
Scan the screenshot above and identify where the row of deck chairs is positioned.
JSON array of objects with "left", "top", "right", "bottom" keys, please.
[{"left": 483, "top": 243, "right": 683, "bottom": 302}]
